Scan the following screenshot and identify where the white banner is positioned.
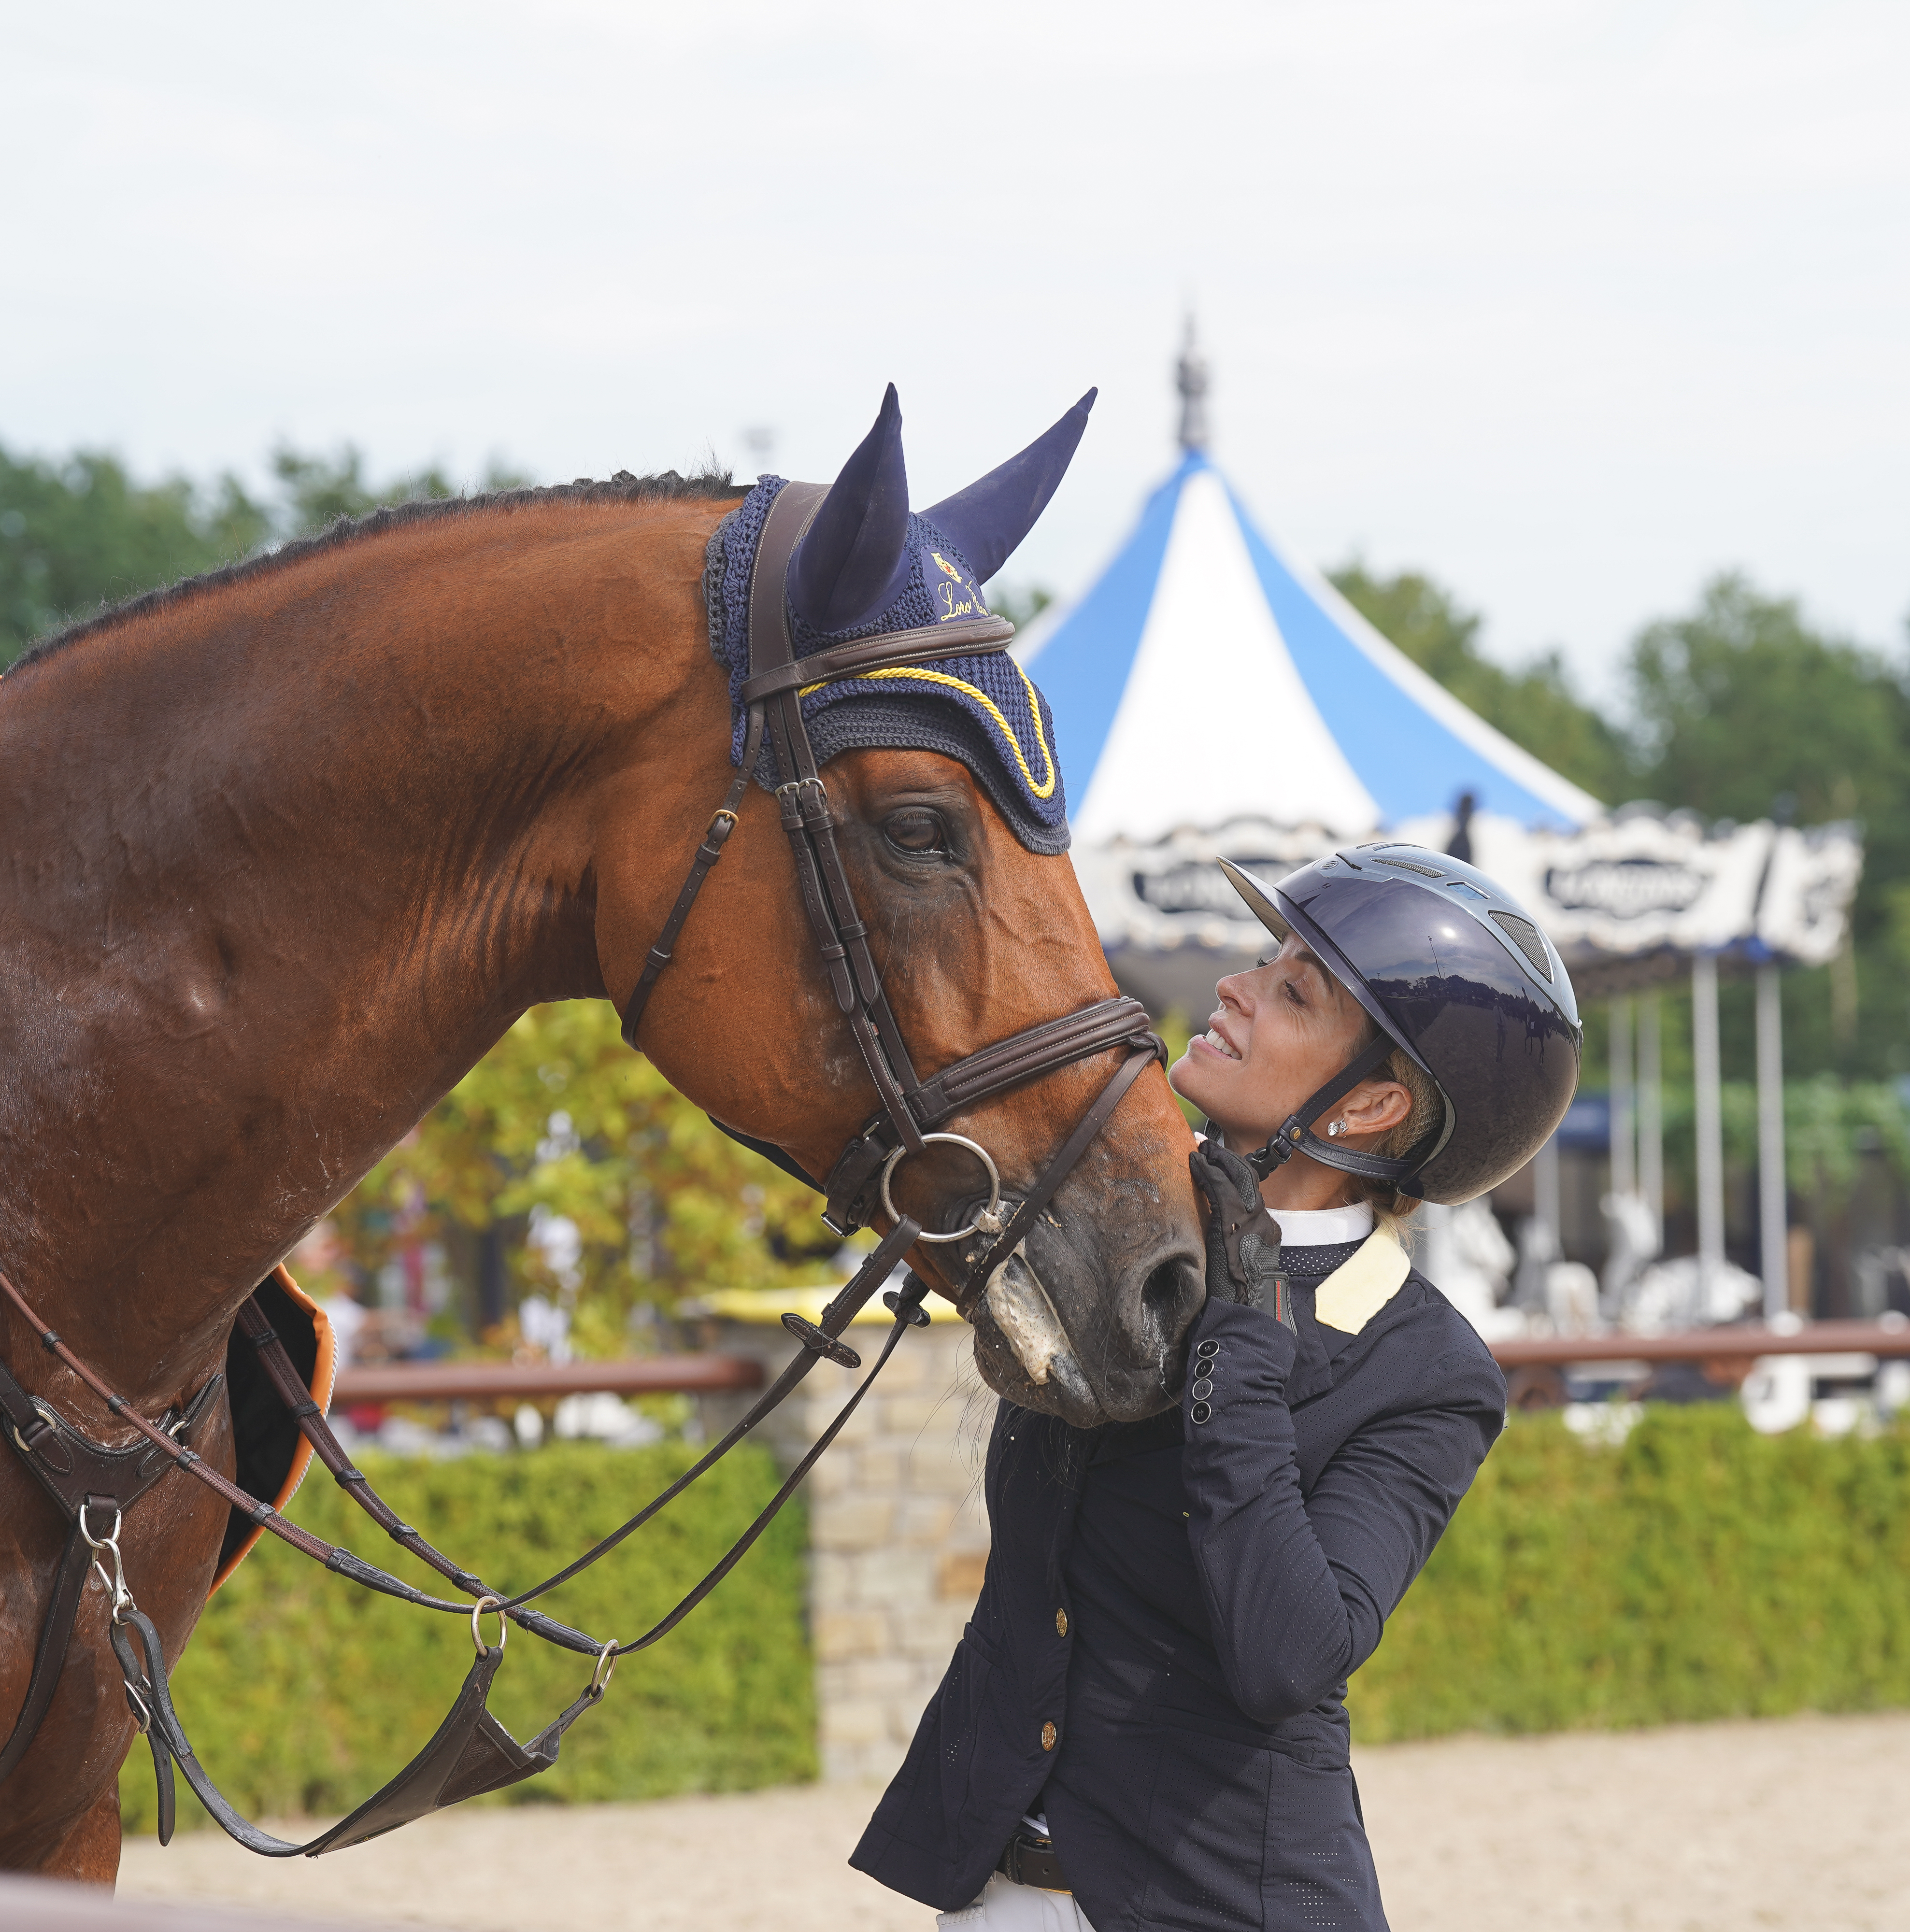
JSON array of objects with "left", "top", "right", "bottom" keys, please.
[{"left": 1077, "top": 810, "right": 1862, "bottom": 974}]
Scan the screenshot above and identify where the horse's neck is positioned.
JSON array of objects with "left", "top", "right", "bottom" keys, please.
[{"left": 0, "top": 500, "right": 726, "bottom": 1392}]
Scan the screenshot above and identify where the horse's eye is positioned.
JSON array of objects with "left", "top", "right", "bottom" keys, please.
[{"left": 885, "top": 808, "right": 948, "bottom": 854}]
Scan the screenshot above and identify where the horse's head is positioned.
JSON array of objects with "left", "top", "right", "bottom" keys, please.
[{"left": 605, "top": 390, "right": 1203, "bottom": 1426}]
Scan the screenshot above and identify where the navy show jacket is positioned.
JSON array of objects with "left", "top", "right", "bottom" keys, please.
[{"left": 850, "top": 1234, "right": 1507, "bottom": 1931}]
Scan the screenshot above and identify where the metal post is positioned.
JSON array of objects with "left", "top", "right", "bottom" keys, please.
[
  {"left": 1638, "top": 994, "right": 1664, "bottom": 1251},
  {"left": 1534, "top": 1131, "right": 1562, "bottom": 1279},
  {"left": 1609, "top": 996, "right": 1635, "bottom": 1198},
  {"left": 1692, "top": 955, "right": 1725, "bottom": 1305},
  {"left": 1756, "top": 964, "right": 1787, "bottom": 1321}
]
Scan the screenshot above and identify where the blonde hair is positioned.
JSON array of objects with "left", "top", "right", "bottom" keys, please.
[{"left": 1355, "top": 1040, "right": 1444, "bottom": 1233}]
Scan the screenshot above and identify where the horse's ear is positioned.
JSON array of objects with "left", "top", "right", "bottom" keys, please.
[
  {"left": 788, "top": 384, "right": 912, "bottom": 633},
  {"left": 923, "top": 389, "right": 1097, "bottom": 584}
]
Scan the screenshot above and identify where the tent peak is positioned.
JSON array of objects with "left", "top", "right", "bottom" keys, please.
[{"left": 1176, "top": 315, "right": 1210, "bottom": 453}]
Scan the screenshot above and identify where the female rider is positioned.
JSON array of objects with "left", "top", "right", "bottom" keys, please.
[{"left": 851, "top": 843, "right": 1582, "bottom": 1932}]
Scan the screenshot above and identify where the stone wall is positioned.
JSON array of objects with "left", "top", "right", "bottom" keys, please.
[{"left": 703, "top": 1306, "right": 992, "bottom": 1783}]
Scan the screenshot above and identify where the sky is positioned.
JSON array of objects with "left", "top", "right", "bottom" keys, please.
[{"left": 7, "top": 0, "right": 1907, "bottom": 705}]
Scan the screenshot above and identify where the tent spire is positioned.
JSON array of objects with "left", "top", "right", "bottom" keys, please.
[{"left": 1176, "top": 315, "right": 1210, "bottom": 453}]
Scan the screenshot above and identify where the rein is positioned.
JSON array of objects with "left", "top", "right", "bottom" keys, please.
[{"left": 0, "top": 481, "right": 1166, "bottom": 1857}]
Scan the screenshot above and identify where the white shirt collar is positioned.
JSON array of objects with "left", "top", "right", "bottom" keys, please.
[{"left": 1270, "top": 1200, "right": 1375, "bottom": 1248}]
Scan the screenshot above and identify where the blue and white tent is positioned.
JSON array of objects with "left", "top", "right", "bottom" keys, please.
[{"left": 1021, "top": 451, "right": 1600, "bottom": 845}]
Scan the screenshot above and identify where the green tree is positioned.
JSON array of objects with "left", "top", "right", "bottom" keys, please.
[
  {"left": 1626, "top": 574, "right": 1910, "bottom": 1076},
  {"left": 270, "top": 443, "right": 531, "bottom": 538},
  {"left": 1329, "top": 561, "right": 1629, "bottom": 802},
  {"left": 332, "top": 1001, "right": 843, "bottom": 1355},
  {"left": 987, "top": 582, "right": 1054, "bottom": 633},
  {"left": 1627, "top": 573, "right": 1908, "bottom": 841},
  {"left": 0, "top": 447, "right": 269, "bottom": 664},
  {"left": 0, "top": 440, "right": 532, "bottom": 666}
]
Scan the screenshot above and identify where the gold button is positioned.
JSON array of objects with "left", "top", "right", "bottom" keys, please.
[
  {"left": 1041, "top": 1721, "right": 1057, "bottom": 1751},
  {"left": 1055, "top": 1608, "right": 1069, "bottom": 1637}
]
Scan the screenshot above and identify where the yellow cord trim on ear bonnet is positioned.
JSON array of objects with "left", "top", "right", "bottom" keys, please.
[{"left": 800, "top": 659, "right": 1059, "bottom": 801}]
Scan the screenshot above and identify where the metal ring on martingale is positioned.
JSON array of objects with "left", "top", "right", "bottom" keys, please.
[
  {"left": 879, "top": 1133, "right": 1003, "bottom": 1246},
  {"left": 470, "top": 1595, "right": 508, "bottom": 1658},
  {"left": 77, "top": 1500, "right": 123, "bottom": 1554},
  {"left": 589, "top": 1639, "right": 619, "bottom": 1698}
]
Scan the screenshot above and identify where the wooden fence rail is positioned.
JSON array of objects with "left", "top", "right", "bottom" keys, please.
[
  {"left": 332, "top": 1353, "right": 764, "bottom": 1403},
  {"left": 330, "top": 1321, "right": 1910, "bottom": 1404}
]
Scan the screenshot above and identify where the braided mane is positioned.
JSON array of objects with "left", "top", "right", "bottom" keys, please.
[{"left": 14, "top": 468, "right": 749, "bottom": 670}]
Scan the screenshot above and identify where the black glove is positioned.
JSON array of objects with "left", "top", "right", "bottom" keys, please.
[{"left": 1188, "top": 1140, "right": 1296, "bottom": 1330}]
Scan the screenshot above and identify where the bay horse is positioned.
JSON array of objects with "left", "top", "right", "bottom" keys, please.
[{"left": 0, "top": 395, "right": 1204, "bottom": 1882}]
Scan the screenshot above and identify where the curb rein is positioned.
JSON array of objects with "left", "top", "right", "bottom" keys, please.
[{"left": 0, "top": 481, "right": 1165, "bottom": 1856}]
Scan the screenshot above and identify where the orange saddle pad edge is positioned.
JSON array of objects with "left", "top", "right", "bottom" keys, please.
[{"left": 211, "top": 1262, "right": 338, "bottom": 1592}]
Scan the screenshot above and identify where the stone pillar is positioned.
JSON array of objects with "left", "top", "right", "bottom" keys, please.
[{"left": 699, "top": 1293, "right": 992, "bottom": 1783}]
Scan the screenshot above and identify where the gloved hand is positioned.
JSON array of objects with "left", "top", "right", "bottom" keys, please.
[{"left": 1188, "top": 1140, "right": 1296, "bottom": 1330}]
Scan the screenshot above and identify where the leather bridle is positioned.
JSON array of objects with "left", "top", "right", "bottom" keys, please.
[
  {"left": 0, "top": 480, "right": 1168, "bottom": 1855},
  {"left": 619, "top": 478, "right": 1166, "bottom": 1313}
]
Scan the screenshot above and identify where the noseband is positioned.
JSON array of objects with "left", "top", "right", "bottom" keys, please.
[{"left": 618, "top": 479, "right": 1166, "bottom": 1311}]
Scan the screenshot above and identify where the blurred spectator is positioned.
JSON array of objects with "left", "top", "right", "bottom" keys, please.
[{"left": 291, "top": 1220, "right": 368, "bottom": 1370}]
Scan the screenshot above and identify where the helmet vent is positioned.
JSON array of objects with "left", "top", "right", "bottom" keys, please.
[
  {"left": 1374, "top": 856, "right": 1444, "bottom": 879},
  {"left": 1490, "top": 911, "right": 1554, "bottom": 983}
]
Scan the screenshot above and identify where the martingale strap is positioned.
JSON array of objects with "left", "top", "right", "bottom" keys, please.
[
  {"left": 0, "top": 1348, "right": 223, "bottom": 1796},
  {"left": 108, "top": 1605, "right": 607, "bottom": 1858},
  {"left": 0, "top": 1231, "right": 928, "bottom": 1854}
]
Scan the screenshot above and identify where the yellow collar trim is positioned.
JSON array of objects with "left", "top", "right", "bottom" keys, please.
[{"left": 1313, "top": 1229, "right": 1411, "bottom": 1335}]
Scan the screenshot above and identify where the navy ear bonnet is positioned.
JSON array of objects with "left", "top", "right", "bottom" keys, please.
[
  {"left": 702, "top": 388, "right": 1093, "bottom": 858},
  {"left": 705, "top": 482, "right": 1066, "bottom": 853}
]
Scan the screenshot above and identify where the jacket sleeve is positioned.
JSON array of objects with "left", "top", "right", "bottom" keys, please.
[{"left": 1180, "top": 1294, "right": 1503, "bottom": 1726}]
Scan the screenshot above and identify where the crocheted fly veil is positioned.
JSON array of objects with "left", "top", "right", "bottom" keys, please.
[{"left": 706, "top": 385, "right": 1094, "bottom": 854}]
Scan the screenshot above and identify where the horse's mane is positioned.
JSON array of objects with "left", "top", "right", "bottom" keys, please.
[{"left": 14, "top": 467, "right": 750, "bottom": 670}]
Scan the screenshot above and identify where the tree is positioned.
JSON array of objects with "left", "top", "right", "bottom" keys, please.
[
  {"left": 331, "top": 1001, "right": 844, "bottom": 1355},
  {"left": 0, "top": 448, "right": 268, "bottom": 664},
  {"left": 268, "top": 444, "right": 530, "bottom": 537},
  {"left": 1626, "top": 573, "right": 1908, "bottom": 838},
  {"left": 0, "top": 440, "right": 530, "bottom": 666},
  {"left": 1329, "top": 561, "right": 1629, "bottom": 802},
  {"left": 1625, "top": 573, "right": 1910, "bottom": 1076},
  {"left": 986, "top": 583, "right": 1054, "bottom": 633}
]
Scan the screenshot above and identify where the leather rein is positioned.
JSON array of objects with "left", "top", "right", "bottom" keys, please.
[{"left": 0, "top": 482, "right": 1165, "bottom": 1855}]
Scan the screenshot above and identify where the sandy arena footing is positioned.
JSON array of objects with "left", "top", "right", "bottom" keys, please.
[{"left": 114, "top": 1710, "right": 1910, "bottom": 1931}]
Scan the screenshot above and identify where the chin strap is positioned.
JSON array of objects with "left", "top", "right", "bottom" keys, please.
[{"left": 1244, "top": 1034, "right": 1428, "bottom": 1192}]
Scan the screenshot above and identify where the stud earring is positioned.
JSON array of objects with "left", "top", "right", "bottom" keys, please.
[{"left": 1327, "top": 1120, "right": 1347, "bottom": 1138}]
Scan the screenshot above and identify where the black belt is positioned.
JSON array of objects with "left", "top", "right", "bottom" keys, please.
[{"left": 998, "top": 1826, "right": 1069, "bottom": 1891}]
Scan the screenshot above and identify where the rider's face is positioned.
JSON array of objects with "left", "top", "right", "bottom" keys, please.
[{"left": 1168, "top": 935, "right": 1374, "bottom": 1152}]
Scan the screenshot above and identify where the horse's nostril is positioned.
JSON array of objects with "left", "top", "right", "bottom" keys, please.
[{"left": 1140, "top": 1256, "right": 1194, "bottom": 1326}]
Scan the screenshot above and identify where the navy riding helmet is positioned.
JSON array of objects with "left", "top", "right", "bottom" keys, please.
[{"left": 1218, "top": 844, "right": 1582, "bottom": 1206}]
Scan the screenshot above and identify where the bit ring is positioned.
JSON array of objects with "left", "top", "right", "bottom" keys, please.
[
  {"left": 589, "top": 1639, "right": 619, "bottom": 1696},
  {"left": 879, "top": 1133, "right": 1003, "bottom": 1246},
  {"left": 471, "top": 1595, "right": 508, "bottom": 1657}
]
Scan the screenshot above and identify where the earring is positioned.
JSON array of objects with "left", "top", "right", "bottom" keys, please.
[{"left": 1327, "top": 1120, "right": 1347, "bottom": 1138}]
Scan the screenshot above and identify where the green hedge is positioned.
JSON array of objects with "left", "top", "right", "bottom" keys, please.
[
  {"left": 123, "top": 1407, "right": 1910, "bottom": 1832},
  {"left": 1350, "top": 1405, "right": 1910, "bottom": 1741},
  {"left": 121, "top": 1442, "right": 813, "bottom": 1833}
]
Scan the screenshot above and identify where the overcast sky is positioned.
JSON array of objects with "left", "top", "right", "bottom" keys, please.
[{"left": 7, "top": 0, "right": 1906, "bottom": 703}]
